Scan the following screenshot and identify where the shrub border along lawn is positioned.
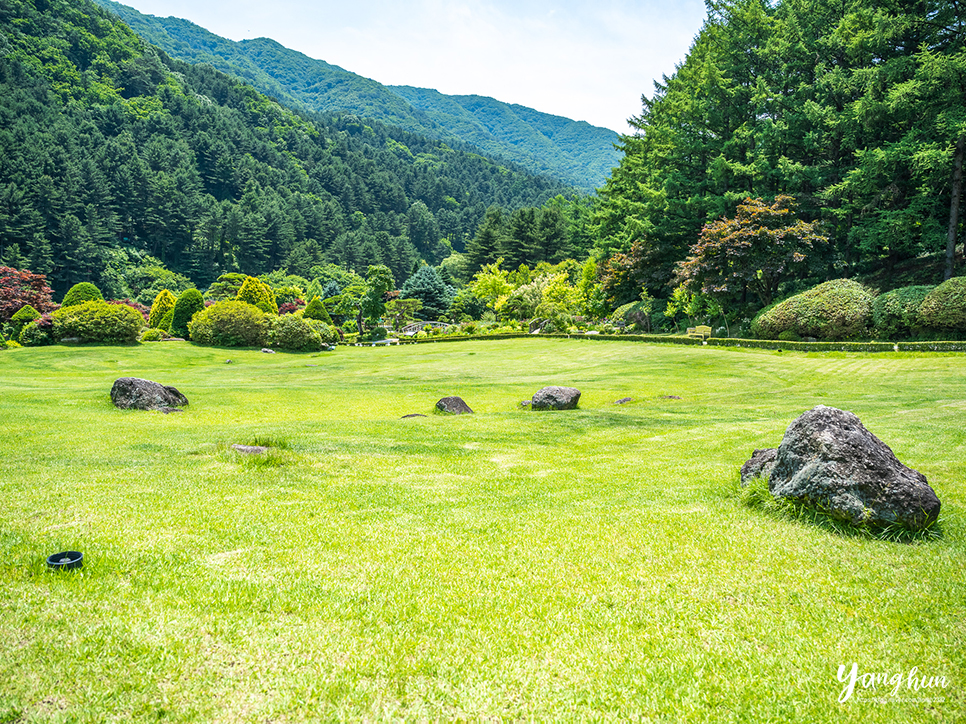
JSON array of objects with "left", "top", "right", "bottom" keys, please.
[{"left": 396, "top": 332, "right": 966, "bottom": 352}]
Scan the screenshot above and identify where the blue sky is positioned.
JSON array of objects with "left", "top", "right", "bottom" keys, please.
[{"left": 117, "top": 0, "right": 708, "bottom": 133}]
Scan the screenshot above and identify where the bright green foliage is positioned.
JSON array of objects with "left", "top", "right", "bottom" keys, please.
[
  {"left": 448, "top": 288, "right": 486, "bottom": 321},
  {"left": 170, "top": 288, "right": 205, "bottom": 338},
  {"left": 304, "top": 319, "right": 339, "bottom": 345},
  {"left": 140, "top": 328, "right": 164, "bottom": 342},
  {"left": 751, "top": 280, "right": 875, "bottom": 341},
  {"left": 19, "top": 320, "right": 53, "bottom": 346},
  {"left": 159, "top": 307, "right": 175, "bottom": 333},
  {"left": 236, "top": 277, "right": 278, "bottom": 315},
  {"left": 188, "top": 300, "right": 268, "bottom": 347},
  {"left": 872, "top": 286, "right": 934, "bottom": 339},
  {"left": 205, "top": 274, "right": 248, "bottom": 302},
  {"left": 148, "top": 290, "right": 177, "bottom": 329},
  {"left": 51, "top": 301, "right": 144, "bottom": 343},
  {"left": 10, "top": 305, "right": 40, "bottom": 336},
  {"left": 4, "top": 340, "right": 22, "bottom": 349},
  {"left": 302, "top": 296, "right": 334, "bottom": 326},
  {"left": 360, "top": 265, "right": 395, "bottom": 327},
  {"left": 265, "top": 314, "right": 324, "bottom": 352},
  {"left": 61, "top": 282, "right": 103, "bottom": 308},
  {"left": 917, "top": 277, "right": 966, "bottom": 332}
]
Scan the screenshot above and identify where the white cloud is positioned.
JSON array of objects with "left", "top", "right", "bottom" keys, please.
[{"left": 116, "top": 0, "right": 707, "bottom": 132}]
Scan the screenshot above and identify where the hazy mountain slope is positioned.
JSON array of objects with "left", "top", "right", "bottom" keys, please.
[{"left": 92, "top": 0, "right": 620, "bottom": 191}]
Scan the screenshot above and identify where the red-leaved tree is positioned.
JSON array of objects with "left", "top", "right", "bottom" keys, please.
[
  {"left": 675, "top": 196, "right": 827, "bottom": 308},
  {"left": 0, "top": 266, "right": 55, "bottom": 322}
]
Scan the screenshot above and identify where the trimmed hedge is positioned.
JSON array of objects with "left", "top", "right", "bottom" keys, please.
[
  {"left": 751, "top": 279, "right": 875, "bottom": 340},
  {"left": 303, "top": 295, "right": 334, "bottom": 325},
  {"left": 61, "top": 282, "right": 103, "bottom": 308},
  {"left": 10, "top": 304, "right": 40, "bottom": 336},
  {"left": 51, "top": 301, "right": 144, "bottom": 343},
  {"left": 872, "top": 285, "right": 933, "bottom": 339},
  {"left": 189, "top": 300, "right": 268, "bottom": 347},
  {"left": 237, "top": 276, "right": 278, "bottom": 315},
  {"left": 266, "top": 314, "right": 324, "bottom": 351},
  {"left": 917, "top": 277, "right": 966, "bottom": 332}
]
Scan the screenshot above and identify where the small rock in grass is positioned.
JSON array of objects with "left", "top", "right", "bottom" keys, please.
[
  {"left": 532, "top": 386, "right": 580, "bottom": 410},
  {"left": 661, "top": 395, "right": 683, "bottom": 400},
  {"left": 435, "top": 396, "right": 474, "bottom": 415},
  {"left": 225, "top": 359, "right": 232, "bottom": 364},
  {"left": 158, "top": 407, "right": 183, "bottom": 414},
  {"left": 614, "top": 397, "right": 633, "bottom": 404},
  {"left": 402, "top": 414, "right": 427, "bottom": 418},
  {"left": 231, "top": 444, "right": 268, "bottom": 454},
  {"left": 739, "top": 448, "right": 777, "bottom": 486},
  {"left": 519, "top": 400, "right": 532, "bottom": 408},
  {"left": 261, "top": 348, "right": 275, "bottom": 354}
]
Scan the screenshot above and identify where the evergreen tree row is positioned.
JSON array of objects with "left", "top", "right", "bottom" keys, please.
[{"left": 0, "top": 0, "right": 571, "bottom": 297}]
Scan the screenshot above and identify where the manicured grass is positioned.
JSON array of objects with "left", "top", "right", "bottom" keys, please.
[{"left": 1, "top": 339, "right": 963, "bottom": 722}]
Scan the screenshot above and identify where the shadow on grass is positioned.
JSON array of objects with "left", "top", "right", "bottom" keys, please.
[{"left": 733, "top": 476, "right": 945, "bottom": 544}]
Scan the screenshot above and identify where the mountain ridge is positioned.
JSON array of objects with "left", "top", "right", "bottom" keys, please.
[{"left": 91, "top": 0, "right": 620, "bottom": 191}]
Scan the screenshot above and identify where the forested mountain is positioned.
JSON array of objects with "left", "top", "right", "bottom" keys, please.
[
  {"left": 91, "top": 0, "right": 622, "bottom": 192},
  {"left": 594, "top": 0, "right": 965, "bottom": 304},
  {"left": 0, "top": 0, "right": 570, "bottom": 297}
]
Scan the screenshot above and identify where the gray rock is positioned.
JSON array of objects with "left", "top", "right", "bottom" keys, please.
[
  {"left": 402, "top": 414, "right": 427, "bottom": 419},
  {"left": 231, "top": 444, "right": 268, "bottom": 454},
  {"left": 614, "top": 397, "right": 633, "bottom": 405},
  {"left": 261, "top": 348, "right": 275, "bottom": 354},
  {"left": 435, "top": 396, "right": 474, "bottom": 414},
  {"left": 111, "top": 378, "right": 188, "bottom": 412},
  {"left": 766, "top": 405, "right": 941, "bottom": 531},
  {"left": 739, "top": 448, "right": 778, "bottom": 486},
  {"left": 61, "top": 337, "right": 82, "bottom": 344},
  {"left": 661, "top": 395, "right": 683, "bottom": 400},
  {"left": 519, "top": 400, "right": 531, "bottom": 408},
  {"left": 532, "top": 386, "right": 581, "bottom": 410}
]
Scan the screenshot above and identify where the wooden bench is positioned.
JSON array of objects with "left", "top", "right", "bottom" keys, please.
[{"left": 687, "top": 325, "right": 712, "bottom": 340}]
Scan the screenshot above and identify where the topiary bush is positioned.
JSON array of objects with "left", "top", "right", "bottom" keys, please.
[
  {"left": 10, "top": 304, "right": 40, "bottom": 337},
  {"left": 236, "top": 276, "right": 278, "bottom": 315},
  {"left": 304, "top": 318, "right": 339, "bottom": 345},
  {"left": 52, "top": 301, "right": 144, "bottom": 343},
  {"left": 917, "top": 277, "right": 966, "bottom": 334},
  {"left": 170, "top": 288, "right": 205, "bottom": 338},
  {"left": 148, "top": 289, "right": 177, "bottom": 329},
  {"left": 61, "top": 282, "right": 103, "bottom": 308},
  {"left": 265, "top": 314, "right": 324, "bottom": 351},
  {"left": 140, "top": 328, "right": 164, "bottom": 342},
  {"left": 751, "top": 279, "right": 874, "bottom": 340},
  {"left": 188, "top": 300, "right": 268, "bottom": 347},
  {"left": 302, "top": 295, "right": 334, "bottom": 325},
  {"left": 872, "top": 285, "right": 934, "bottom": 340}
]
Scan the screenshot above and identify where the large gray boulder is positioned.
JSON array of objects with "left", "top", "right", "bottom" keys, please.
[
  {"left": 760, "top": 405, "right": 940, "bottom": 531},
  {"left": 111, "top": 377, "right": 188, "bottom": 412},
  {"left": 532, "top": 386, "right": 581, "bottom": 410},
  {"left": 435, "top": 396, "right": 474, "bottom": 414}
]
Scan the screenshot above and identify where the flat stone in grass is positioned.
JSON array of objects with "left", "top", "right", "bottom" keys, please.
[
  {"left": 531, "top": 386, "right": 580, "bottom": 410},
  {"left": 111, "top": 377, "right": 188, "bottom": 412},
  {"left": 402, "top": 414, "right": 427, "bottom": 418},
  {"left": 746, "top": 405, "right": 941, "bottom": 531},
  {"left": 231, "top": 444, "right": 268, "bottom": 454},
  {"left": 435, "top": 396, "right": 474, "bottom": 414},
  {"left": 614, "top": 397, "right": 633, "bottom": 405},
  {"left": 261, "top": 348, "right": 275, "bottom": 354}
]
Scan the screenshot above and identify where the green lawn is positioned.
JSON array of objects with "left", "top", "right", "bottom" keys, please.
[{"left": 1, "top": 339, "right": 963, "bottom": 722}]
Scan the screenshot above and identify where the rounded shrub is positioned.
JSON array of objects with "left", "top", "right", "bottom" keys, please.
[
  {"left": 237, "top": 276, "right": 278, "bottom": 315},
  {"left": 303, "top": 295, "right": 334, "bottom": 325},
  {"left": 917, "top": 277, "right": 966, "bottom": 334},
  {"left": 872, "top": 285, "right": 934, "bottom": 340},
  {"left": 141, "top": 328, "right": 164, "bottom": 342},
  {"left": 52, "top": 301, "right": 144, "bottom": 343},
  {"left": 4, "top": 339, "right": 22, "bottom": 349},
  {"left": 170, "top": 288, "right": 205, "bottom": 338},
  {"left": 304, "top": 319, "right": 339, "bottom": 345},
  {"left": 751, "top": 279, "right": 874, "bottom": 340},
  {"left": 188, "top": 300, "right": 268, "bottom": 347},
  {"left": 148, "top": 289, "right": 177, "bottom": 329},
  {"left": 10, "top": 304, "right": 41, "bottom": 336},
  {"left": 266, "top": 314, "right": 324, "bottom": 351},
  {"left": 61, "top": 282, "right": 103, "bottom": 308}
]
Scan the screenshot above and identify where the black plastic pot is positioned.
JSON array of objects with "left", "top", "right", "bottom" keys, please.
[{"left": 47, "top": 550, "right": 83, "bottom": 571}]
